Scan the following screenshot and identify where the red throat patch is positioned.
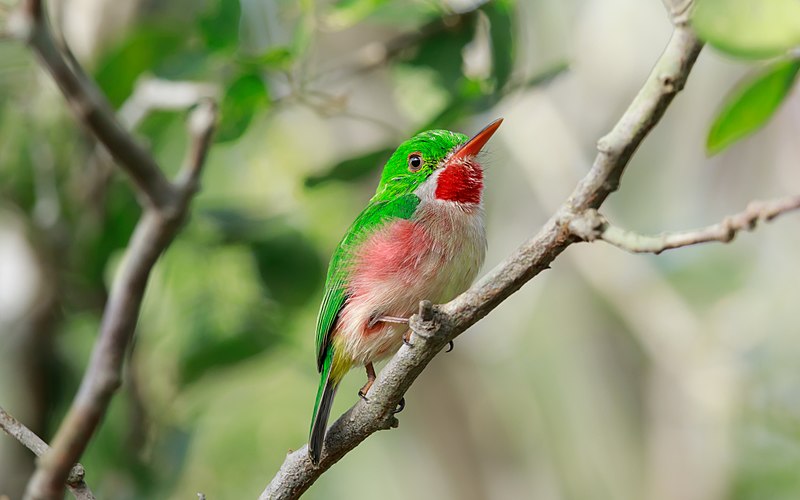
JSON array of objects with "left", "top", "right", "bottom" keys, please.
[{"left": 434, "top": 160, "right": 483, "bottom": 204}]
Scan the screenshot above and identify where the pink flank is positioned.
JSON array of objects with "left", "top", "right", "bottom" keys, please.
[{"left": 351, "top": 220, "right": 432, "bottom": 287}]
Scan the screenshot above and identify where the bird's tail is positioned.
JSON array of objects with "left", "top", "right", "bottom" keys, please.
[{"left": 309, "top": 349, "right": 338, "bottom": 465}]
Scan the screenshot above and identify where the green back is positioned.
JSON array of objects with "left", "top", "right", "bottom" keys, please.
[{"left": 314, "top": 129, "right": 468, "bottom": 371}]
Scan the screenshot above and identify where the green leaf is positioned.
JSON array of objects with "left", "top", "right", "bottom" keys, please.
[
  {"left": 404, "top": 12, "right": 477, "bottom": 91},
  {"left": 216, "top": 73, "right": 270, "bottom": 143},
  {"left": 94, "top": 30, "right": 185, "bottom": 107},
  {"left": 693, "top": 0, "right": 800, "bottom": 59},
  {"left": 199, "top": 0, "right": 242, "bottom": 53},
  {"left": 179, "top": 329, "right": 278, "bottom": 385},
  {"left": 202, "top": 210, "right": 324, "bottom": 306},
  {"left": 251, "top": 232, "right": 323, "bottom": 307},
  {"left": 707, "top": 59, "right": 800, "bottom": 155},
  {"left": 305, "top": 148, "right": 392, "bottom": 187}
]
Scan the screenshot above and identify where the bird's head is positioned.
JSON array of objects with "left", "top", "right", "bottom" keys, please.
[{"left": 373, "top": 118, "right": 502, "bottom": 205}]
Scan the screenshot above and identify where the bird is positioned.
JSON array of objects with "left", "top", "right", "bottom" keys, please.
[{"left": 308, "top": 118, "right": 502, "bottom": 465}]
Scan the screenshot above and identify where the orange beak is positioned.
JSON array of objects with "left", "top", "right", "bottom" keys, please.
[{"left": 451, "top": 118, "right": 503, "bottom": 161}]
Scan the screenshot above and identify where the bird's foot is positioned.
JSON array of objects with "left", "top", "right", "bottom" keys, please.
[
  {"left": 393, "top": 397, "right": 406, "bottom": 414},
  {"left": 403, "top": 330, "right": 413, "bottom": 347},
  {"left": 446, "top": 340, "right": 454, "bottom": 352}
]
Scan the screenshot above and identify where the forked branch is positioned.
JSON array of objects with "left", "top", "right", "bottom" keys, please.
[{"left": 4, "top": 1, "right": 219, "bottom": 499}]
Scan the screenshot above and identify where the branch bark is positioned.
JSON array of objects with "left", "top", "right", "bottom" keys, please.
[
  {"left": 7, "top": 0, "right": 173, "bottom": 210},
  {"left": 259, "top": 13, "right": 704, "bottom": 500},
  {"left": 5, "top": 2, "right": 219, "bottom": 499},
  {"left": 0, "top": 407, "right": 94, "bottom": 500},
  {"left": 568, "top": 195, "right": 800, "bottom": 254}
]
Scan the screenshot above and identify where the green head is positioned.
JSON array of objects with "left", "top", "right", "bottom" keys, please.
[{"left": 371, "top": 119, "right": 503, "bottom": 203}]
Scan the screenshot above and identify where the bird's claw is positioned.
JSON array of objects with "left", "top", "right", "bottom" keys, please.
[
  {"left": 358, "top": 390, "right": 369, "bottom": 403},
  {"left": 392, "top": 397, "right": 406, "bottom": 414},
  {"left": 445, "top": 340, "right": 454, "bottom": 352},
  {"left": 403, "top": 330, "right": 413, "bottom": 347}
]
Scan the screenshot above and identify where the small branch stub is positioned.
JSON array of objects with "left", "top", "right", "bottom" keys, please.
[
  {"left": 418, "top": 299, "right": 434, "bottom": 321},
  {"left": 408, "top": 300, "right": 438, "bottom": 343}
]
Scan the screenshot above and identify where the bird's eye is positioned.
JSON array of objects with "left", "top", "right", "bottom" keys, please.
[{"left": 407, "top": 153, "right": 423, "bottom": 172}]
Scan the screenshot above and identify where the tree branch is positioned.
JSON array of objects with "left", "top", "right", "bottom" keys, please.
[
  {"left": 661, "top": 0, "right": 693, "bottom": 25},
  {"left": 118, "top": 77, "right": 220, "bottom": 130},
  {"left": 0, "top": 407, "right": 94, "bottom": 500},
  {"left": 259, "top": 12, "right": 704, "bottom": 500},
  {"left": 22, "top": 103, "right": 217, "bottom": 500},
  {"left": 7, "top": 0, "right": 174, "bottom": 210},
  {"left": 4, "top": 2, "right": 219, "bottom": 499},
  {"left": 568, "top": 195, "right": 800, "bottom": 254}
]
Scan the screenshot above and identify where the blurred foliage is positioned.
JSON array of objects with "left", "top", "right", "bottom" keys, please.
[
  {"left": 216, "top": 73, "right": 271, "bottom": 142},
  {"left": 692, "top": 0, "right": 800, "bottom": 59},
  {"left": 1, "top": 0, "right": 799, "bottom": 499},
  {"left": 0, "top": 0, "right": 551, "bottom": 495},
  {"left": 305, "top": 0, "right": 526, "bottom": 185},
  {"left": 694, "top": 0, "right": 800, "bottom": 155},
  {"left": 95, "top": 30, "right": 187, "bottom": 107}
]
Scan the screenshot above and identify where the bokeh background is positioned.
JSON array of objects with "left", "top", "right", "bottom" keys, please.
[{"left": 1, "top": 0, "right": 799, "bottom": 499}]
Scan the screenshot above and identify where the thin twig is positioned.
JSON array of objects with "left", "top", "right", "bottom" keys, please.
[
  {"left": 0, "top": 407, "right": 95, "bottom": 500},
  {"left": 661, "top": 0, "right": 694, "bottom": 25},
  {"left": 569, "top": 195, "right": 800, "bottom": 254},
  {"left": 175, "top": 99, "right": 218, "bottom": 196},
  {"left": 259, "top": 10, "right": 704, "bottom": 500},
  {"left": 83, "top": 78, "right": 220, "bottom": 221}
]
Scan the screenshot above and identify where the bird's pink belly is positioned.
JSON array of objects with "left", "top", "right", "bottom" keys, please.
[{"left": 334, "top": 212, "right": 483, "bottom": 366}]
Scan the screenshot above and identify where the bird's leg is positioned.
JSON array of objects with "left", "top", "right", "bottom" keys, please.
[
  {"left": 367, "top": 313, "right": 410, "bottom": 329},
  {"left": 358, "top": 362, "right": 377, "bottom": 401},
  {"left": 403, "top": 329, "right": 413, "bottom": 347},
  {"left": 358, "top": 362, "right": 406, "bottom": 413},
  {"left": 446, "top": 340, "right": 454, "bottom": 352}
]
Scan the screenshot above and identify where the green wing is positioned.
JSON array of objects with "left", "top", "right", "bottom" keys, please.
[{"left": 315, "top": 193, "right": 421, "bottom": 371}]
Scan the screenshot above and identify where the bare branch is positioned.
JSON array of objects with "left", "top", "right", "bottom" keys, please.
[
  {"left": 7, "top": 0, "right": 174, "bottom": 209},
  {"left": 4, "top": 2, "right": 221, "bottom": 499},
  {"left": 83, "top": 78, "right": 220, "bottom": 216},
  {"left": 661, "top": 0, "right": 693, "bottom": 25},
  {"left": 118, "top": 77, "right": 220, "bottom": 129},
  {"left": 23, "top": 102, "right": 217, "bottom": 497},
  {"left": 0, "top": 407, "right": 95, "bottom": 500},
  {"left": 259, "top": 17, "right": 704, "bottom": 500},
  {"left": 569, "top": 196, "right": 800, "bottom": 254},
  {"left": 175, "top": 99, "right": 218, "bottom": 197}
]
